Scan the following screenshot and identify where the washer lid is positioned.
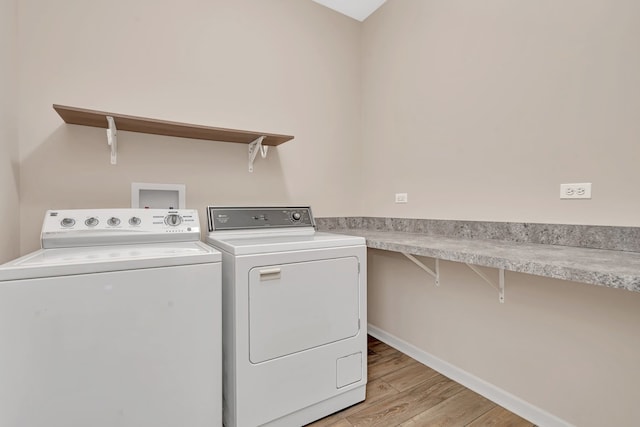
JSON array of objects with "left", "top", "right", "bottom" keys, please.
[
  {"left": 206, "top": 231, "right": 365, "bottom": 255},
  {"left": 0, "top": 241, "right": 221, "bottom": 281}
]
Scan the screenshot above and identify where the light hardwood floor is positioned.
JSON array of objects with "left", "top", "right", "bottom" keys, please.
[{"left": 307, "top": 336, "right": 535, "bottom": 427}]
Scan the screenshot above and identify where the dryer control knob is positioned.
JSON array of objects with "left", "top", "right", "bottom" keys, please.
[
  {"left": 61, "top": 218, "right": 76, "bottom": 227},
  {"left": 85, "top": 217, "right": 99, "bottom": 227},
  {"left": 107, "top": 217, "right": 121, "bottom": 226},
  {"left": 165, "top": 214, "right": 182, "bottom": 227},
  {"left": 129, "top": 216, "right": 141, "bottom": 226},
  {"left": 292, "top": 212, "right": 302, "bottom": 221}
]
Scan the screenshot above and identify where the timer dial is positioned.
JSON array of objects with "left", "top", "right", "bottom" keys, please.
[{"left": 165, "top": 214, "right": 182, "bottom": 227}]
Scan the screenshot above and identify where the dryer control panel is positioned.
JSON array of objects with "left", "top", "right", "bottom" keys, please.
[
  {"left": 207, "top": 206, "right": 314, "bottom": 231},
  {"left": 41, "top": 208, "right": 201, "bottom": 248}
]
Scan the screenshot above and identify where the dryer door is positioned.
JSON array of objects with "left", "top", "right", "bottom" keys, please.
[{"left": 248, "top": 256, "right": 360, "bottom": 364}]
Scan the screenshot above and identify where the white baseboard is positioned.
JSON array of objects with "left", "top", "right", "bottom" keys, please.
[{"left": 368, "top": 324, "right": 573, "bottom": 427}]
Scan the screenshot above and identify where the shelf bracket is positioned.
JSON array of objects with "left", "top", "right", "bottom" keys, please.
[
  {"left": 402, "top": 253, "right": 440, "bottom": 286},
  {"left": 106, "top": 115, "right": 117, "bottom": 165},
  {"left": 465, "top": 263, "right": 505, "bottom": 303},
  {"left": 248, "top": 136, "right": 268, "bottom": 172}
]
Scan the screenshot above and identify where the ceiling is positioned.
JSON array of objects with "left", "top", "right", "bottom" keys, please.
[{"left": 311, "top": 0, "right": 387, "bottom": 22}]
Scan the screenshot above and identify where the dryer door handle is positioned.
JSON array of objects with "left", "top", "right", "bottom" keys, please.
[{"left": 259, "top": 268, "right": 281, "bottom": 281}]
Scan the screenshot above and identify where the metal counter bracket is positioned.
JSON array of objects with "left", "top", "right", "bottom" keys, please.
[
  {"left": 248, "top": 136, "right": 268, "bottom": 172},
  {"left": 465, "top": 263, "right": 505, "bottom": 303},
  {"left": 106, "top": 115, "right": 117, "bottom": 165},
  {"left": 402, "top": 253, "right": 440, "bottom": 286}
]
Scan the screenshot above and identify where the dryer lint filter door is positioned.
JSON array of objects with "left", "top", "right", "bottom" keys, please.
[{"left": 248, "top": 257, "right": 360, "bottom": 364}]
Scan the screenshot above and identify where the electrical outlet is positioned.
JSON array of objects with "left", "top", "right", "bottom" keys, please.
[
  {"left": 560, "top": 183, "right": 592, "bottom": 199},
  {"left": 395, "top": 193, "right": 408, "bottom": 203}
]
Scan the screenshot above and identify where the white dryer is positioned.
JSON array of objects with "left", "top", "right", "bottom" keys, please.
[
  {"left": 205, "top": 206, "right": 367, "bottom": 427},
  {"left": 0, "top": 208, "right": 222, "bottom": 427}
]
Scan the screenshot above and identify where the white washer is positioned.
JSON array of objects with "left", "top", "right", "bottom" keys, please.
[
  {"left": 0, "top": 208, "right": 222, "bottom": 427},
  {"left": 205, "top": 206, "right": 367, "bottom": 427}
]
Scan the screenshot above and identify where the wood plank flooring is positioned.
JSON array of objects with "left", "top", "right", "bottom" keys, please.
[{"left": 307, "top": 336, "right": 535, "bottom": 427}]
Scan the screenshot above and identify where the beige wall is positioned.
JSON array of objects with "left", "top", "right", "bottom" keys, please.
[
  {"left": 18, "top": 0, "right": 363, "bottom": 253},
  {"left": 368, "top": 250, "right": 640, "bottom": 426},
  {"left": 0, "top": 0, "right": 20, "bottom": 263},
  {"left": 362, "top": 0, "right": 640, "bottom": 227},
  {"left": 362, "top": 1, "right": 640, "bottom": 426}
]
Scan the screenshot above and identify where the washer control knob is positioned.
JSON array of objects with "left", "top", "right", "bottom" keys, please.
[
  {"left": 292, "top": 212, "right": 302, "bottom": 221},
  {"left": 165, "top": 214, "right": 182, "bottom": 227},
  {"left": 61, "top": 218, "right": 76, "bottom": 227},
  {"left": 107, "top": 217, "right": 121, "bottom": 226},
  {"left": 129, "top": 216, "right": 141, "bottom": 226},
  {"left": 85, "top": 217, "right": 99, "bottom": 227}
]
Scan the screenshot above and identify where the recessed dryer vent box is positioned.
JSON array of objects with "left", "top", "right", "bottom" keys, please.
[{"left": 131, "top": 183, "right": 186, "bottom": 209}]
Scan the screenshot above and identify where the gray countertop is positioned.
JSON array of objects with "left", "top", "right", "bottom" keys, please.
[{"left": 324, "top": 227, "right": 640, "bottom": 293}]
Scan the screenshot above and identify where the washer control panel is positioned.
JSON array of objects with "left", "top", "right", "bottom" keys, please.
[
  {"left": 207, "top": 206, "right": 314, "bottom": 231},
  {"left": 41, "top": 208, "right": 201, "bottom": 248}
]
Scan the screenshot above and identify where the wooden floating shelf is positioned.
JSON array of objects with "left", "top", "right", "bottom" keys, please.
[{"left": 53, "top": 104, "right": 294, "bottom": 146}]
